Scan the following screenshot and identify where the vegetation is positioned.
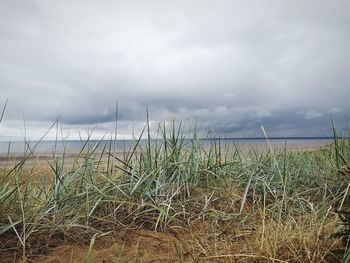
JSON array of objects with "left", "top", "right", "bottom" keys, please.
[{"left": 0, "top": 107, "right": 349, "bottom": 262}]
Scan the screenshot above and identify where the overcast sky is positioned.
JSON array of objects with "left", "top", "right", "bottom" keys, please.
[{"left": 0, "top": 0, "right": 349, "bottom": 140}]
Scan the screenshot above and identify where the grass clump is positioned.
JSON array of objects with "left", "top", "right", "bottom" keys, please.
[{"left": 0, "top": 112, "right": 349, "bottom": 262}]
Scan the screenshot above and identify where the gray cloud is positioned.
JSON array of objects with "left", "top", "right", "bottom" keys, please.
[{"left": 0, "top": 0, "right": 349, "bottom": 140}]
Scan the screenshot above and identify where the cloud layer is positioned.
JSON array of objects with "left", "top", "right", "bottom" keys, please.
[{"left": 0, "top": 0, "right": 349, "bottom": 139}]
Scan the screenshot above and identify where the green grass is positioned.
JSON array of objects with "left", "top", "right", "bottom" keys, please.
[{"left": 0, "top": 111, "right": 349, "bottom": 262}]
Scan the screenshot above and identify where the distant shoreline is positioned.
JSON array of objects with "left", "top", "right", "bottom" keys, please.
[
  {"left": 0, "top": 139, "right": 331, "bottom": 163},
  {"left": 0, "top": 137, "right": 344, "bottom": 143}
]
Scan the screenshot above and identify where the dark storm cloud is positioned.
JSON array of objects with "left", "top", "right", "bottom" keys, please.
[{"left": 0, "top": 0, "right": 349, "bottom": 139}]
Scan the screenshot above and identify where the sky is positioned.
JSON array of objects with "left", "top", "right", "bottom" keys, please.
[{"left": 0, "top": 0, "right": 349, "bottom": 140}]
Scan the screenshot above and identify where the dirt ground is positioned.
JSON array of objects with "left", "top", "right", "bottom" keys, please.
[
  {"left": 36, "top": 230, "right": 181, "bottom": 263},
  {"left": 0, "top": 226, "right": 202, "bottom": 263}
]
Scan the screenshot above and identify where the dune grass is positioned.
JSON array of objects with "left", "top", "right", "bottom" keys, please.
[{"left": 0, "top": 112, "right": 350, "bottom": 262}]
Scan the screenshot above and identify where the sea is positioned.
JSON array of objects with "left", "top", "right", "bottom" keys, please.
[{"left": 0, "top": 137, "right": 333, "bottom": 156}]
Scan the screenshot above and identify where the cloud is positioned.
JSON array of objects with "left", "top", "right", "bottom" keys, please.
[
  {"left": 330, "top": 107, "right": 344, "bottom": 114},
  {"left": 305, "top": 110, "right": 323, "bottom": 120},
  {"left": 0, "top": 0, "right": 349, "bottom": 139}
]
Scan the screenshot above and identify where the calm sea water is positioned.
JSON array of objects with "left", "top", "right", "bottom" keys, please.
[{"left": 0, "top": 138, "right": 332, "bottom": 156}]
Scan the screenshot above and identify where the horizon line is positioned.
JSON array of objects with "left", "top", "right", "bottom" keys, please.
[{"left": 0, "top": 136, "right": 347, "bottom": 143}]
